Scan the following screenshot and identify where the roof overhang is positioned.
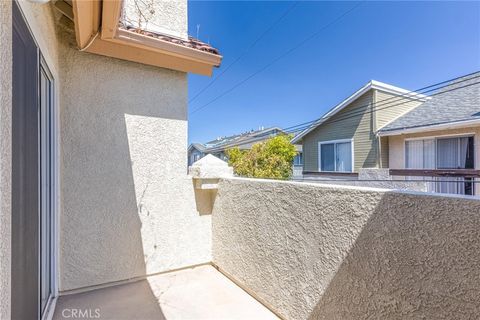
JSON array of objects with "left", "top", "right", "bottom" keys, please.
[
  {"left": 71, "top": 0, "right": 222, "bottom": 76},
  {"left": 291, "top": 80, "right": 430, "bottom": 144},
  {"left": 377, "top": 118, "right": 480, "bottom": 137}
]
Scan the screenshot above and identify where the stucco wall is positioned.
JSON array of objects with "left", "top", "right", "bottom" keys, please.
[
  {"left": 57, "top": 21, "right": 211, "bottom": 291},
  {"left": 0, "top": 1, "right": 12, "bottom": 318},
  {"left": 212, "top": 178, "right": 480, "bottom": 320},
  {"left": 8, "top": 0, "right": 210, "bottom": 294}
]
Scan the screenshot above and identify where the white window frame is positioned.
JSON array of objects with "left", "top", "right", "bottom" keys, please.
[
  {"left": 404, "top": 134, "right": 476, "bottom": 196},
  {"left": 404, "top": 134, "right": 476, "bottom": 169},
  {"left": 318, "top": 138, "right": 354, "bottom": 172}
]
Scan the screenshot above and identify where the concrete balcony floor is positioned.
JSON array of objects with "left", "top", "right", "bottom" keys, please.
[{"left": 53, "top": 265, "right": 279, "bottom": 320}]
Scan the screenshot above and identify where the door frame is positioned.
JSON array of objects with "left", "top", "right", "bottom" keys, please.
[
  {"left": 39, "top": 54, "right": 59, "bottom": 320},
  {"left": 13, "top": 2, "right": 60, "bottom": 319}
]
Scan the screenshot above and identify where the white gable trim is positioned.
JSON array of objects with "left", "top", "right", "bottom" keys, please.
[{"left": 291, "top": 80, "right": 429, "bottom": 144}]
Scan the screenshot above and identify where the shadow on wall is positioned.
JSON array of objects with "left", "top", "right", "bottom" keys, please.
[
  {"left": 211, "top": 179, "right": 480, "bottom": 320},
  {"left": 58, "top": 17, "right": 199, "bottom": 292},
  {"left": 308, "top": 192, "right": 480, "bottom": 319}
]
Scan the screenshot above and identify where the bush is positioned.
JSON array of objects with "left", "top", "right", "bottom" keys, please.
[{"left": 226, "top": 134, "right": 297, "bottom": 180}]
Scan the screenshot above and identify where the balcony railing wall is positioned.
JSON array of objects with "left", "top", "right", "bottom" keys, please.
[{"left": 212, "top": 177, "right": 480, "bottom": 320}]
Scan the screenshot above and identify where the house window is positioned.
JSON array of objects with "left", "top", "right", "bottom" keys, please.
[
  {"left": 405, "top": 136, "right": 475, "bottom": 195},
  {"left": 319, "top": 140, "right": 353, "bottom": 172},
  {"left": 293, "top": 152, "right": 303, "bottom": 166}
]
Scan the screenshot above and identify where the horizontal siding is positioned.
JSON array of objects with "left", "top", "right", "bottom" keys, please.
[
  {"left": 376, "top": 89, "right": 423, "bottom": 169},
  {"left": 375, "top": 90, "right": 424, "bottom": 129},
  {"left": 303, "top": 91, "right": 376, "bottom": 172}
]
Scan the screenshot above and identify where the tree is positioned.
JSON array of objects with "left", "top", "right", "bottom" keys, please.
[{"left": 226, "top": 135, "right": 298, "bottom": 180}]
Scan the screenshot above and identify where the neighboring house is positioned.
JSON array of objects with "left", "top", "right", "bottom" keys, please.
[
  {"left": 188, "top": 143, "right": 207, "bottom": 166},
  {"left": 292, "top": 80, "right": 427, "bottom": 176},
  {"left": 188, "top": 127, "right": 303, "bottom": 166},
  {"left": 1, "top": 1, "right": 221, "bottom": 318},
  {"left": 378, "top": 72, "right": 480, "bottom": 196}
]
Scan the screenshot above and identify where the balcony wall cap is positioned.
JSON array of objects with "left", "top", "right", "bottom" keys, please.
[{"left": 189, "top": 154, "right": 233, "bottom": 183}]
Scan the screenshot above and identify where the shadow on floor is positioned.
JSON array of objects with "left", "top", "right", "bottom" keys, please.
[{"left": 53, "top": 280, "right": 165, "bottom": 320}]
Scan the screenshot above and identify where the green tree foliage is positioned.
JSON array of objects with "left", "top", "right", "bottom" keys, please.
[{"left": 225, "top": 135, "right": 298, "bottom": 180}]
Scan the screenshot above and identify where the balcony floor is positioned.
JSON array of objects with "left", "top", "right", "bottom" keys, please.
[{"left": 53, "top": 265, "right": 278, "bottom": 320}]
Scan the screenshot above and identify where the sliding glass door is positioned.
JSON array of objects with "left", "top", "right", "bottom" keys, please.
[
  {"left": 436, "top": 136, "right": 474, "bottom": 195},
  {"left": 12, "top": 3, "right": 56, "bottom": 318},
  {"left": 40, "top": 58, "right": 55, "bottom": 317},
  {"left": 405, "top": 136, "right": 475, "bottom": 195}
]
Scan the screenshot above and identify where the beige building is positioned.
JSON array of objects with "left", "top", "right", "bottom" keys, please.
[
  {"left": 378, "top": 72, "right": 480, "bottom": 196},
  {"left": 1, "top": 1, "right": 221, "bottom": 318}
]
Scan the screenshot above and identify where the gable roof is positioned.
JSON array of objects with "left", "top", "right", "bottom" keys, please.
[
  {"left": 291, "top": 80, "right": 428, "bottom": 143},
  {"left": 188, "top": 143, "right": 207, "bottom": 153},
  {"left": 378, "top": 72, "right": 480, "bottom": 136}
]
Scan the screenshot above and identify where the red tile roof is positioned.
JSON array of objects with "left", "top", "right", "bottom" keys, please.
[{"left": 121, "top": 24, "right": 220, "bottom": 56}]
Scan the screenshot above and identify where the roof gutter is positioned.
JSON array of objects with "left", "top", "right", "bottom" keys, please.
[
  {"left": 377, "top": 118, "right": 480, "bottom": 137},
  {"left": 71, "top": 0, "right": 222, "bottom": 76}
]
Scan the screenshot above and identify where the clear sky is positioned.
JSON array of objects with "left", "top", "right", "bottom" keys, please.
[{"left": 187, "top": 1, "right": 480, "bottom": 144}]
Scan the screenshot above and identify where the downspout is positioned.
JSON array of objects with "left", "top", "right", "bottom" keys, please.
[{"left": 372, "top": 90, "right": 381, "bottom": 168}]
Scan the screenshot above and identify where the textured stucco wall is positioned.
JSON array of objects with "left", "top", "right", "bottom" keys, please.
[
  {"left": 9, "top": 0, "right": 210, "bottom": 294},
  {"left": 212, "top": 178, "right": 480, "bottom": 320},
  {"left": 0, "top": 2, "right": 12, "bottom": 318},
  {"left": 57, "top": 21, "right": 211, "bottom": 291},
  {"left": 123, "top": 0, "right": 188, "bottom": 39}
]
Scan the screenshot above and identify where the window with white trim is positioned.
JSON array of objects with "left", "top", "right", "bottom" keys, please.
[
  {"left": 319, "top": 140, "right": 353, "bottom": 172},
  {"left": 405, "top": 136, "right": 475, "bottom": 195}
]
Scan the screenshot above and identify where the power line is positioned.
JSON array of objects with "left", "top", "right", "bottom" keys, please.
[
  {"left": 308, "top": 77, "right": 479, "bottom": 130},
  {"left": 282, "top": 72, "right": 480, "bottom": 133},
  {"left": 189, "top": 1, "right": 365, "bottom": 116},
  {"left": 281, "top": 80, "right": 480, "bottom": 137},
  {"left": 189, "top": 1, "right": 300, "bottom": 104},
  {"left": 309, "top": 78, "right": 480, "bottom": 130},
  {"left": 281, "top": 72, "right": 480, "bottom": 135},
  {"left": 279, "top": 80, "right": 480, "bottom": 137}
]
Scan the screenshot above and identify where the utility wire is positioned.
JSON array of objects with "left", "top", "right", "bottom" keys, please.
[
  {"left": 190, "top": 1, "right": 365, "bottom": 115},
  {"left": 283, "top": 72, "right": 480, "bottom": 132},
  {"left": 280, "top": 72, "right": 480, "bottom": 135},
  {"left": 189, "top": 1, "right": 300, "bottom": 104},
  {"left": 280, "top": 79, "right": 480, "bottom": 136}
]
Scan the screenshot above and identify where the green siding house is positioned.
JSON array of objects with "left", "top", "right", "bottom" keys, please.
[{"left": 292, "top": 81, "right": 426, "bottom": 174}]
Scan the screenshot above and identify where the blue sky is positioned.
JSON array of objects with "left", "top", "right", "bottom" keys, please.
[{"left": 187, "top": 1, "right": 480, "bottom": 143}]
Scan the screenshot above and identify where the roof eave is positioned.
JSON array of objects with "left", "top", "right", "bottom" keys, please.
[
  {"left": 377, "top": 118, "right": 480, "bottom": 137},
  {"left": 72, "top": 0, "right": 222, "bottom": 76}
]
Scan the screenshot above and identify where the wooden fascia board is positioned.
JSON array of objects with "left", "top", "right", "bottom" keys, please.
[
  {"left": 72, "top": 0, "right": 221, "bottom": 75},
  {"left": 72, "top": 0, "right": 101, "bottom": 48},
  {"left": 101, "top": 0, "right": 123, "bottom": 39},
  {"left": 86, "top": 37, "right": 213, "bottom": 75}
]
